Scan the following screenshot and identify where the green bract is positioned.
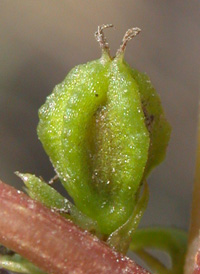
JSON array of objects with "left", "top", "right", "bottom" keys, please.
[{"left": 20, "top": 25, "right": 171, "bottom": 236}]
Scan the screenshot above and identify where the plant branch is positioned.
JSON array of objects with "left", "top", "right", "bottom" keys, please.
[
  {"left": 184, "top": 111, "right": 200, "bottom": 274},
  {"left": 0, "top": 180, "right": 150, "bottom": 274}
]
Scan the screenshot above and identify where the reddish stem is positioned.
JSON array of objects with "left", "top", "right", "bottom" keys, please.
[
  {"left": 184, "top": 111, "right": 200, "bottom": 274},
  {"left": 0, "top": 180, "right": 150, "bottom": 274}
]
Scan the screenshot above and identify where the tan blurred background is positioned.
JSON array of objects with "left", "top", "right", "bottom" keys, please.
[{"left": 0, "top": 1, "right": 199, "bottom": 236}]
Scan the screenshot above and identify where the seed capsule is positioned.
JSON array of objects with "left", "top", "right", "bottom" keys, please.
[{"left": 37, "top": 25, "right": 171, "bottom": 235}]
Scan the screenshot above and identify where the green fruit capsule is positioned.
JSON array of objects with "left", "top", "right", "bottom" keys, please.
[{"left": 37, "top": 25, "right": 171, "bottom": 235}]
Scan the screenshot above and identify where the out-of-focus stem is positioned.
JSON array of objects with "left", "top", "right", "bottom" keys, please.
[
  {"left": 184, "top": 106, "right": 200, "bottom": 274},
  {"left": 0, "top": 180, "right": 150, "bottom": 274}
]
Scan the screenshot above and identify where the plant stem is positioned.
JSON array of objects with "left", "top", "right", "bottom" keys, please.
[
  {"left": 184, "top": 107, "right": 200, "bottom": 273},
  {"left": 0, "top": 180, "right": 150, "bottom": 274}
]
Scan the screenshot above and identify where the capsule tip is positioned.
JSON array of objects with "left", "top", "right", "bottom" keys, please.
[
  {"left": 116, "top": 27, "right": 141, "bottom": 57},
  {"left": 94, "top": 24, "right": 113, "bottom": 58}
]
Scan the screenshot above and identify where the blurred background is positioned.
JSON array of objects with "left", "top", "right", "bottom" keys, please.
[{"left": 0, "top": 0, "right": 200, "bottom": 259}]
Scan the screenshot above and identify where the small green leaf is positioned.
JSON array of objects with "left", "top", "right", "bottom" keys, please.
[
  {"left": 107, "top": 182, "right": 149, "bottom": 254},
  {"left": 16, "top": 172, "right": 98, "bottom": 232},
  {"left": 130, "top": 227, "right": 187, "bottom": 274},
  {"left": 133, "top": 249, "right": 170, "bottom": 274},
  {"left": 0, "top": 253, "right": 46, "bottom": 274}
]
